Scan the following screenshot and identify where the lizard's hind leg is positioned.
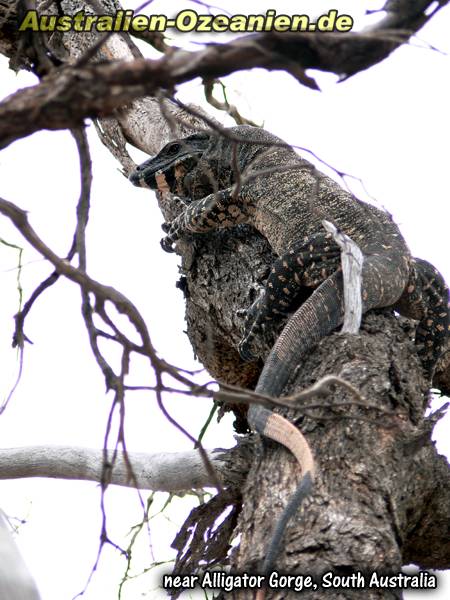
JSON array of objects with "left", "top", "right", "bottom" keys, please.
[
  {"left": 239, "top": 232, "right": 341, "bottom": 361},
  {"left": 395, "top": 257, "right": 449, "bottom": 376}
]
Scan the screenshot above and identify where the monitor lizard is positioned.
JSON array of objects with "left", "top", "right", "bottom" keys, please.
[{"left": 129, "top": 125, "right": 449, "bottom": 592}]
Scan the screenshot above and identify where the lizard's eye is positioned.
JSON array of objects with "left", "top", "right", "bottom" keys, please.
[{"left": 168, "top": 143, "right": 181, "bottom": 155}]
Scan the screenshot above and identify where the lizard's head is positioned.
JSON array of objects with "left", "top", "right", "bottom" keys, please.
[{"left": 129, "top": 132, "right": 211, "bottom": 193}]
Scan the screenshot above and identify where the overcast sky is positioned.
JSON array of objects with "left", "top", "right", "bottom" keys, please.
[{"left": 0, "top": 1, "right": 449, "bottom": 599}]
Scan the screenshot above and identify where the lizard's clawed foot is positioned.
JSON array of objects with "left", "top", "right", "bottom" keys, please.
[
  {"left": 238, "top": 337, "right": 258, "bottom": 362},
  {"left": 160, "top": 217, "right": 183, "bottom": 252},
  {"left": 160, "top": 236, "right": 176, "bottom": 253},
  {"left": 172, "top": 194, "right": 189, "bottom": 207}
]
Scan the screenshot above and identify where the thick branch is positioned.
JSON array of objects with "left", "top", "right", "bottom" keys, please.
[
  {"left": 0, "top": 446, "right": 227, "bottom": 491},
  {"left": 1, "top": 0, "right": 448, "bottom": 149}
]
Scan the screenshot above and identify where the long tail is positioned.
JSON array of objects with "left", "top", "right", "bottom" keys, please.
[{"left": 249, "top": 256, "right": 408, "bottom": 591}]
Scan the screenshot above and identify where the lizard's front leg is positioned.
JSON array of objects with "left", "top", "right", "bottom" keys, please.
[
  {"left": 161, "top": 188, "right": 247, "bottom": 252},
  {"left": 239, "top": 232, "right": 342, "bottom": 361}
]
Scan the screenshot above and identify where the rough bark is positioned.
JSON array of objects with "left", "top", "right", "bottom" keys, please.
[{"left": 230, "top": 313, "right": 450, "bottom": 598}]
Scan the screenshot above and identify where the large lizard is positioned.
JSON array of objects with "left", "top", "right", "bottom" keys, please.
[{"left": 129, "top": 125, "right": 449, "bottom": 588}]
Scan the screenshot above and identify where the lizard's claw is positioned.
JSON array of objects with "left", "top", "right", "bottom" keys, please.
[
  {"left": 238, "top": 338, "right": 258, "bottom": 362},
  {"left": 160, "top": 236, "right": 176, "bottom": 253},
  {"left": 160, "top": 215, "right": 184, "bottom": 252},
  {"left": 173, "top": 194, "right": 189, "bottom": 207}
]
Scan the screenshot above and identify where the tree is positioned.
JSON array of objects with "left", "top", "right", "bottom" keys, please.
[{"left": 0, "top": 1, "right": 449, "bottom": 599}]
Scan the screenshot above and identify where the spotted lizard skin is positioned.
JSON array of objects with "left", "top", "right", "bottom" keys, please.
[{"left": 130, "top": 125, "right": 450, "bottom": 582}]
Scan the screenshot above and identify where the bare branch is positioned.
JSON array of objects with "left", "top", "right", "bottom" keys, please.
[
  {"left": 0, "top": 194, "right": 224, "bottom": 503},
  {"left": 0, "top": 445, "right": 227, "bottom": 491},
  {"left": 0, "top": 197, "right": 156, "bottom": 359},
  {"left": 203, "top": 78, "right": 259, "bottom": 127},
  {"left": 1, "top": 0, "right": 448, "bottom": 149}
]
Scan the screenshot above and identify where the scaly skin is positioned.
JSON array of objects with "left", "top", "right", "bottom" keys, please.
[{"left": 130, "top": 126, "right": 450, "bottom": 592}]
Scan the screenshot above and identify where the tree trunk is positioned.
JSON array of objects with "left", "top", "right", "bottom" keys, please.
[
  {"left": 231, "top": 313, "right": 449, "bottom": 598},
  {"left": 159, "top": 178, "right": 450, "bottom": 597}
]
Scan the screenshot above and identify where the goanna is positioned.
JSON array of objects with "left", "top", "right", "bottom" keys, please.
[{"left": 129, "top": 125, "right": 449, "bottom": 580}]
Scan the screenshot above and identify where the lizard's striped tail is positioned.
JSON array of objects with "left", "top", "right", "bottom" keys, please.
[
  {"left": 256, "top": 272, "right": 345, "bottom": 398},
  {"left": 247, "top": 407, "right": 315, "bottom": 480},
  {"left": 249, "top": 255, "right": 408, "bottom": 592},
  {"left": 248, "top": 273, "right": 344, "bottom": 590}
]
